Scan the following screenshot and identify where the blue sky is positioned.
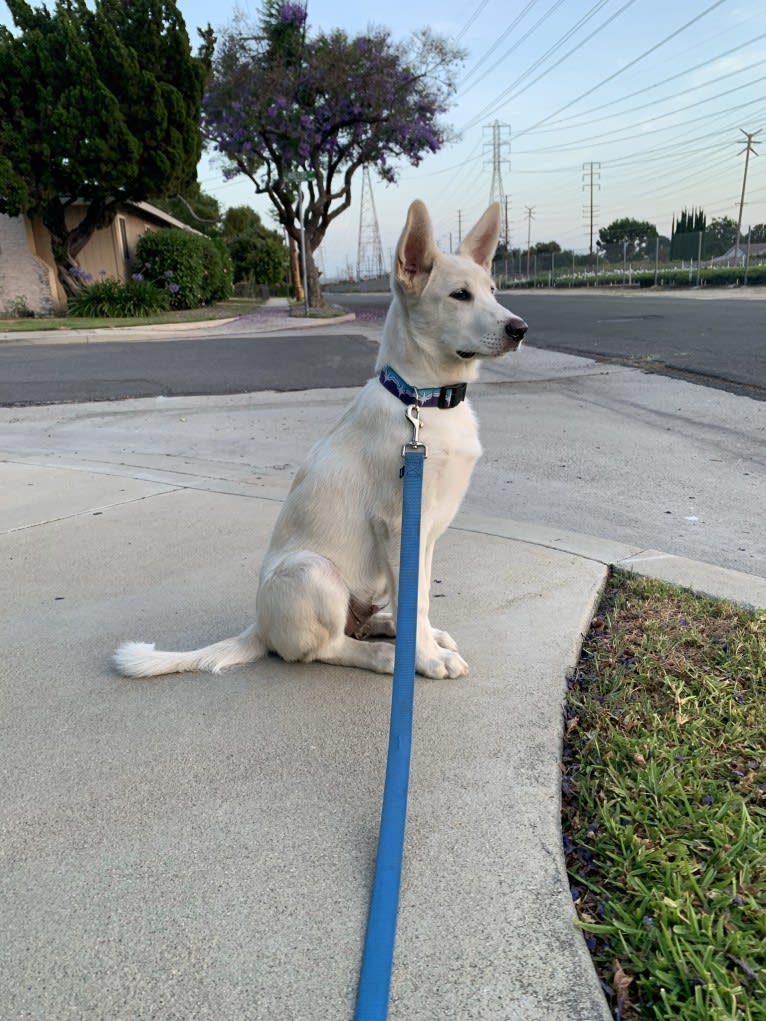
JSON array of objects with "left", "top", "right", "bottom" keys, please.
[{"left": 4, "top": 0, "right": 765, "bottom": 276}]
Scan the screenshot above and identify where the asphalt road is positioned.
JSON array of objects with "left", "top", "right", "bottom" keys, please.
[
  {"left": 337, "top": 291, "right": 766, "bottom": 400},
  {"left": 0, "top": 291, "right": 764, "bottom": 405},
  {"left": 0, "top": 332, "right": 378, "bottom": 406}
]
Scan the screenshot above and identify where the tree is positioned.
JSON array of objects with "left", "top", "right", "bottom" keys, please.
[
  {"left": 597, "top": 218, "right": 658, "bottom": 260},
  {"left": 530, "top": 241, "right": 562, "bottom": 254},
  {"left": 670, "top": 207, "right": 706, "bottom": 260},
  {"left": 748, "top": 224, "right": 766, "bottom": 243},
  {"left": 221, "top": 206, "right": 286, "bottom": 288},
  {"left": 202, "top": 3, "right": 464, "bottom": 306},
  {"left": 0, "top": 0, "right": 213, "bottom": 296},
  {"left": 703, "top": 216, "right": 740, "bottom": 258}
]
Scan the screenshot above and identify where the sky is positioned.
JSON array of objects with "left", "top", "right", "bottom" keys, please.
[{"left": 3, "top": 0, "right": 765, "bottom": 277}]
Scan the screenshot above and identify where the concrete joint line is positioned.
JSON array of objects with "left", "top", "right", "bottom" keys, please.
[{"left": 1, "top": 485, "right": 183, "bottom": 535}]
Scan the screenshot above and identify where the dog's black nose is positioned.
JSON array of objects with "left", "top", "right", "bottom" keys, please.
[{"left": 504, "top": 316, "right": 528, "bottom": 343}]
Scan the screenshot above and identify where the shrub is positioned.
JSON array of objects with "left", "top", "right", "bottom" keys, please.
[
  {"left": 206, "top": 236, "right": 234, "bottom": 303},
  {"left": 136, "top": 228, "right": 233, "bottom": 309},
  {"left": 67, "top": 277, "right": 170, "bottom": 317}
]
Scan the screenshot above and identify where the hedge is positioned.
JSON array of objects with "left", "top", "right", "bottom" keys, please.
[{"left": 136, "top": 228, "right": 233, "bottom": 309}]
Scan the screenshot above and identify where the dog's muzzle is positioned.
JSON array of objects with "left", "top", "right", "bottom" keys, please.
[{"left": 504, "top": 315, "right": 528, "bottom": 348}]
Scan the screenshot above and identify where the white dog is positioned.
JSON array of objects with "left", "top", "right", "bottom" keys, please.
[{"left": 113, "top": 200, "right": 527, "bottom": 680}]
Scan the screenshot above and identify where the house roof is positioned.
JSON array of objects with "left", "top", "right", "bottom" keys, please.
[
  {"left": 716, "top": 242, "right": 766, "bottom": 261},
  {"left": 122, "top": 200, "right": 203, "bottom": 235}
]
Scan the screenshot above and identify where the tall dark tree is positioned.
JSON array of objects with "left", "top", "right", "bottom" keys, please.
[
  {"left": 202, "top": 3, "right": 464, "bottom": 306},
  {"left": 0, "top": 0, "right": 213, "bottom": 296},
  {"left": 670, "top": 207, "right": 706, "bottom": 260}
]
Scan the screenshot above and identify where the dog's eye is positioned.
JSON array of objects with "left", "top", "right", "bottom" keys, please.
[{"left": 450, "top": 288, "right": 472, "bottom": 301}]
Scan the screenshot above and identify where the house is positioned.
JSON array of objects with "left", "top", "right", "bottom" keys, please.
[
  {"left": 713, "top": 242, "right": 766, "bottom": 265},
  {"left": 0, "top": 200, "right": 198, "bottom": 316}
]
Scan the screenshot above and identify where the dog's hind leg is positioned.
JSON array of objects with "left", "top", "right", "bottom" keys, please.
[
  {"left": 318, "top": 634, "right": 395, "bottom": 673},
  {"left": 257, "top": 552, "right": 394, "bottom": 673}
]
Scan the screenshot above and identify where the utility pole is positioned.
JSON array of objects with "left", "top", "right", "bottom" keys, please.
[
  {"left": 735, "top": 130, "right": 760, "bottom": 255},
  {"left": 457, "top": 209, "right": 463, "bottom": 247},
  {"left": 525, "top": 205, "right": 535, "bottom": 281},
  {"left": 582, "top": 162, "right": 601, "bottom": 261}
]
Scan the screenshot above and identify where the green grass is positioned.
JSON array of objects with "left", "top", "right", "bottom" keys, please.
[
  {"left": 0, "top": 297, "right": 266, "bottom": 333},
  {"left": 562, "top": 572, "right": 766, "bottom": 1020}
]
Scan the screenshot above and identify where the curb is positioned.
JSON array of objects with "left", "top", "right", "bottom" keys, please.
[
  {"left": 0, "top": 309, "right": 356, "bottom": 345},
  {"left": 454, "top": 512, "right": 766, "bottom": 610}
]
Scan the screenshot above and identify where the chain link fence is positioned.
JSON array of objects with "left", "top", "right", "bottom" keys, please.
[{"left": 494, "top": 233, "right": 766, "bottom": 289}]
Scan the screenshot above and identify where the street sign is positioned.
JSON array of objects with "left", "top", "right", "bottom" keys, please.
[{"left": 284, "top": 170, "right": 316, "bottom": 182}]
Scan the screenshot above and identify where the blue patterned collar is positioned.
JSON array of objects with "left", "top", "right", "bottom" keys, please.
[{"left": 378, "top": 365, "right": 467, "bottom": 409}]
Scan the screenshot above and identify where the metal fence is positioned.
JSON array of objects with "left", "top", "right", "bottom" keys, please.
[{"left": 494, "top": 234, "right": 766, "bottom": 289}]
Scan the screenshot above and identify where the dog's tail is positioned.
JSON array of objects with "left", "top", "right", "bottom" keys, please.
[{"left": 112, "top": 623, "right": 266, "bottom": 678}]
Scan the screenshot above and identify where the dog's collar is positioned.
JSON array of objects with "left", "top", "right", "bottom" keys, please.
[{"left": 378, "top": 365, "right": 467, "bottom": 410}]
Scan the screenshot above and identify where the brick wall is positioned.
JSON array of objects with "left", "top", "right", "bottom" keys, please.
[{"left": 0, "top": 214, "right": 58, "bottom": 316}]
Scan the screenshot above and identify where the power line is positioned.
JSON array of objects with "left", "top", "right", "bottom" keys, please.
[
  {"left": 455, "top": 0, "right": 493, "bottom": 41},
  {"left": 529, "top": 54, "right": 766, "bottom": 135},
  {"left": 462, "top": 0, "right": 638, "bottom": 132},
  {"left": 511, "top": 82, "right": 766, "bottom": 156},
  {"left": 461, "top": 0, "right": 599, "bottom": 100},
  {"left": 510, "top": 0, "right": 734, "bottom": 144},
  {"left": 459, "top": 0, "right": 543, "bottom": 91}
]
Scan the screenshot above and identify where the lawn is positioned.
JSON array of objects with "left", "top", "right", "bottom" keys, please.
[
  {"left": 0, "top": 296, "right": 266, "bottom": 333},
  {"left": 562, "top": 572, "right": 765, "bottom": 1020}
]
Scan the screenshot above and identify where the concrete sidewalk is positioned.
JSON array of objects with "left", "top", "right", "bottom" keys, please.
[{"left": 2, "top": 328, "right": 765, "bottom": 1019}]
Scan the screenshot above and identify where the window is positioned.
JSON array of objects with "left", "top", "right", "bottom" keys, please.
[{"left": 119, "top": 217, "right": 129, "bottom": 262}]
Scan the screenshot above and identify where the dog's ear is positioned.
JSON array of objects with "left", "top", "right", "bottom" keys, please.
[
  {"left": 459, "top": 203, "right": 501, "bottom": 272},
  {"left": 395, "top": 200, "right": 437, "bottom": 295}
]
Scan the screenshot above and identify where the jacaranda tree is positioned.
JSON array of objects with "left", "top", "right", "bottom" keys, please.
[
  {"left": 202, "top": 2, "right": 463, "bottom": 306},
  {"left": 0, "top": 0, "right": 213, "bottom": 296}
]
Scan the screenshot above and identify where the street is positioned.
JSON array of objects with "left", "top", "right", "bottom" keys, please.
[
  {"left": 1, "top": 290, "right": 765, "bottom": 405},
  {"left": 338, "top": 290, "right": 766, "bottom": 400}
]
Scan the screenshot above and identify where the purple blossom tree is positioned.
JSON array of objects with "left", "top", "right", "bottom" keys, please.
[{"left": 202, "top": 3, "right": 463, "bottom": 306}]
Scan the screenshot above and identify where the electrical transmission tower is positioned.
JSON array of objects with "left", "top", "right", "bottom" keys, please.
[
  {"left": 582, "top": 162, "right": 601, "bottom": 259},
  {"left": 735, "top": 129, "right": 760, "bottom": 254},
  {"left": 356, "top": 166, "right": 385, "bottom": 281},
  {"left": 484, "top": 121, "right": 511, "bottom": 247}
]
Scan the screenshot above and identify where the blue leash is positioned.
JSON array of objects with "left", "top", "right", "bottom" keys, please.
[{"left": 354, "top": 438, "right": 426, "bottom": 1021}]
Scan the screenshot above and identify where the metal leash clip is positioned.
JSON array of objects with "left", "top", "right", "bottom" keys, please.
[{"left": 402, "top": 404, "right": 428, "bottom": 458}]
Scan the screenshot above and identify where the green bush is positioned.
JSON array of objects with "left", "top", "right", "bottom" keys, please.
[
  {"left": 67, "top": 277, "right": 170, "bottom": 317},
  {"left": 136, "top": 228, "right": 233, "bottom": 309},
  {"left": 206, "top": 236, "right": 234, "bottom": 303}
]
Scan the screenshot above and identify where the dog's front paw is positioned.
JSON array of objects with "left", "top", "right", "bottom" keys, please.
[
  {"left": 430, "top": 627, "right": 459, "bottom": 652},
  {"left": 417, "top": 645, "right": 469, "bottom": 679}
]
